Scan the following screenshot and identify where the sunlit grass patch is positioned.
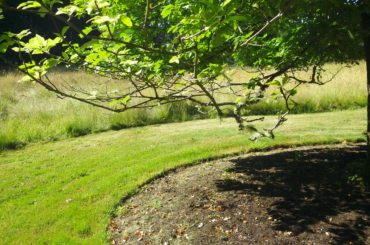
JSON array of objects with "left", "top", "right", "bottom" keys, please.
[{"left": 0, "top": 109, "right": 366, "bottom": 244}]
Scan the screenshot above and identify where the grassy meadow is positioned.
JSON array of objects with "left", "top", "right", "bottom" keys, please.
[
  {"left": 0, "top": 109, "right": 366, "bottom": 244},
  {"left": 228, "top": 62, "right": 367, "bottom": 114},
  {"left": 0, "top": 71, "right": 207, "bottom": 151},
  {"left": 0, "top": 62, "right": 367, "bottom": 151}
]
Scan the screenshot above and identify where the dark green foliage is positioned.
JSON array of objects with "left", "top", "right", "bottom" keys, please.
[{"left": 0, "top": 133, "right": 24, "bottom": 150}]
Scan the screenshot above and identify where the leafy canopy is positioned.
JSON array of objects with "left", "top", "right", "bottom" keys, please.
[{"left": 0, "top": 0, "right": 368, "bottom": 138}]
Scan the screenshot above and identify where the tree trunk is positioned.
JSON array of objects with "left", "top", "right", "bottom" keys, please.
[{"left": 362, "top": 12, "right": 370, "bottom": 163}]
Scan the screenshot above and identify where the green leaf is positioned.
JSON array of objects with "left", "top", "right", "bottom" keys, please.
[
  {"left": 61, "top": 26, "right": 70, "bottom": 36},
  {"left": 17, "top": 75, "right": 33, "bottom": 83},
  {"left": 282, "top": 75, "right": 289, "bottom": 85},
  {"left": 91, "top": 16, "right": 116, "bottom": 24},
  {"left": 221, "top": 0, "right": 232, "bottom": 7},
  {"left": 61, "top": 52, "right": 69, "bottom": 60},
  {"left": 28, "top": 34, "right": 47, "bottom": 49},
  {"left": 11, "top": 47, "right": 22, "bottom": 52},
  {"left": 266, "top": 80, "right": 280, "bottom": 86},
  {"left": 169, "top": 56, "right": 180, "bottom": 64},
  {"left": 120, "top": 95, "right": 131, "bottom": 105},
  {"left": 0, "top": 34, "right": 15, "bottom": 53},
  {"left": 43, "top": 58, "right": 60, "bottom": 69},
  {"left": 38, "top": 6, "right": 48, "bottom": 17},
  {"left": 56, "top": 5, "right": 81, "bottom": 16},
  {"left": 289, "top": 89, "right": 297, "bottom": 96},
  {"left": 20, "top": 35, "right": 62, "bottom": 54},
  {"left": 18, "top": 61, "right": 36, "bottom": 70},
  {"left": 46, "top": 37, "right": 62, "bottom": 47},
  {"left": 347, "top": 30, "right": 354, "bottom": 40},
  {"left": 161, "top": 4, "right": 173, "bottom": 18},
  {"left": 0, "top": 43, "right": 9, "bottom": 53},
  {"left": 17, "top": 1, "right": 41, "bottom": 10},
  {"left": 123, "top": 60, "right": 138, "bottom": 65},
  {"left": 80, "top": 27, "right": 93, "bottom": 38},
  {"left": 109, "top": 99, "right": 119, "bottom": 107},
  {"left": 121, "top": 16, "right": 133, "bottom": 28},
  {"left": 16, "top": 30, "right": 32, "bottom": 39}
]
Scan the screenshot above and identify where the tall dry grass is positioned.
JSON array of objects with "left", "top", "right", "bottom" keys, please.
[
  {"left": 226, "top": 62, "right": 367, "bottom": 114},
  {"left": 0, "top": 62, "right": 366, "bottom": 150}
]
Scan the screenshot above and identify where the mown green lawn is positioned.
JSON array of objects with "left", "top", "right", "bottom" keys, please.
[{"left": 0, "top": 109, "right": 366, "bottom": 244}]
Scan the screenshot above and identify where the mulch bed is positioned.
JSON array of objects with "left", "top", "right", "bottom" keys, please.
[{"left": 109, "top": 144, "right": 370, "bottom": 245}]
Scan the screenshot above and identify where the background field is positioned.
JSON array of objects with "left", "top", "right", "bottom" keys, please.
[
  {"left": 0, "top": 62, "right": 366, "bottom": 150},
  {"left": 0, "top": 109, "right": 366, "bottom": 244}
]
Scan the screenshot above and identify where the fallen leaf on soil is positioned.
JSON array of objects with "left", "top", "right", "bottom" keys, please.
[
  {"left": 134, "top": 229, "right": 144, "bottom": 238},
  {"left": 110, "top": 221, "right": 119, "bottom": 230}
]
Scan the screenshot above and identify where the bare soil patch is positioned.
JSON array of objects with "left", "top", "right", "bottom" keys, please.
[{"left": 109, "top": 144, "right": 370, "bottom": 245}]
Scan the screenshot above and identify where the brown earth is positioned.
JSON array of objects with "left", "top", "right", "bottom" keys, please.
[{"left": 109, "top": 144, "right": 370, "bottom": 245}]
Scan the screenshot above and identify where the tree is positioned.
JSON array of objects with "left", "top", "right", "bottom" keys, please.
[
  {"left": 0, "top": 0, "right": 83, "bottom": 67},
  {"left": 0, "top": 0, "right": 369, "bottom": 146}
]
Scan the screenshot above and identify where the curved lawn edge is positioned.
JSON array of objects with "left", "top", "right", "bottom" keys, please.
[
  {"left": 108, "top": 140, "right": 365, "bottom": 236},
  {"left": 111, "top": 139, "right": 365, "bottom": 206},
  {"left": 109, "top": 143, "right": 369, "bottom": 244},
  {"left": 0, "top": 109, "right": 366, "bottom": 244}
]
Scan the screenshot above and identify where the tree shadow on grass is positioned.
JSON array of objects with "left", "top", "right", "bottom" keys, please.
[{"left": 216, "top": 145, "right": 370, "bottom": 244}]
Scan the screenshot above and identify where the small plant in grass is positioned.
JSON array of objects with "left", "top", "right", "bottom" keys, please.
[
  {"left": 348, "top": 161, "right": 370, "bottom": 189},
  {"left": 114, "top": 205, "right": 130, "bottom": 217}
]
